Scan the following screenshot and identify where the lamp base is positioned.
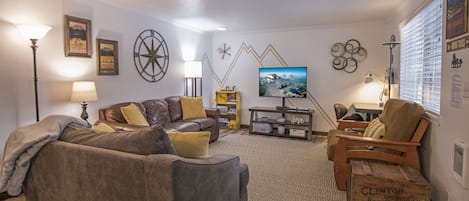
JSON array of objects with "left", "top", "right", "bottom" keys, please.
[{"left": 80, "top": 102, "right": 89, "bottom": 123}]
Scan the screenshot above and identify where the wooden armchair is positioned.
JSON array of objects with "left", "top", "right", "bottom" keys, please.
[{"left": 332, "top": 99, "right": 429, "bottom": 190}]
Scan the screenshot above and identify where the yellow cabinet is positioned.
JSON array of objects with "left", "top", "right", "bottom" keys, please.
[{"left": 215, "top": 91, "right": 241, "bottom": 129}]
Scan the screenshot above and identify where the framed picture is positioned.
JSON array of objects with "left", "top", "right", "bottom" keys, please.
[
  {"left": 97, "top": 39, "right": 119, "bottom": 75},
  {"left": 64, "top": 15, "right": 92, "bottom": 57},
  {"left": 446, "top": 0, "right": 468, "bottom": 39}
]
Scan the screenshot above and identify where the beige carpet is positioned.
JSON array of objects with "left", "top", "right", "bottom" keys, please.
[{"left": 210, "top": 129, "right": 346, "bottom": 201}]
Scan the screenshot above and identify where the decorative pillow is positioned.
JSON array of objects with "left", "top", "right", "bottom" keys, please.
[
  {"left": 362, "top": 118, "right": 385, "bottom": 139},
  {"left": 60, "top": 124, "right": 176, "bottom": 155},
  {"left": 120, "top": 103, "right": 149, "bottom": 126},
  {"left": 180, "top": 96, "right": 207, "bottom": 120},
  {"left": 92, "top": 123, "right": 115, "bottom": 132},
  {"left": 167, "top": 131, "right": 210, "bottom": 159}
]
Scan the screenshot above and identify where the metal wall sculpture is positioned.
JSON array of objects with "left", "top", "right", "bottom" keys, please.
[
  {"left": 330, "top": 39, "right": 367, "bottom": 73},
  {"left": 133, "top": 29, "right": 169, "bottom": 82}
]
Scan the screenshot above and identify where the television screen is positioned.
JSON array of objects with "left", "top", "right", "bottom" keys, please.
[{"left": 259, "top": 67, "right": 307, "bottom": 98}]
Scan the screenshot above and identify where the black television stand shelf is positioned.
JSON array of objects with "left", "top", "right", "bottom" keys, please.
[{"left": 248, "top": 107, "right": 314, "bottom": 141}]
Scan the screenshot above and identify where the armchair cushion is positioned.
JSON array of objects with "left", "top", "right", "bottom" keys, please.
[
  {"left": 60, "top": 124, "right": 176, "bottom": 155},
  {"left": 120, "top": 103, "right": 150, "bottom": 126},
  {"left": 379, "top": 99, "right": 424, "bottom": 141}
]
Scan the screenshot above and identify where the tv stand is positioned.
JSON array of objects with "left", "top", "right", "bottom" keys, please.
[
  {"left": 248, "top": 107, "right": 314, "bottom": 140},
  {"left": 275, "top": 97, "right": 289, "bottom": 110}
]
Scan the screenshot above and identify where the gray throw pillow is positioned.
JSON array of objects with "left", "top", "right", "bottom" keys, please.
[{"left": 59, "top": 124, "right": 176, "bottom": 155}]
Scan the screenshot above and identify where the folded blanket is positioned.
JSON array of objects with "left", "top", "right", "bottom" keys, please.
[{"left": 0, "top": 115, "right": 89, "bottom": 196}]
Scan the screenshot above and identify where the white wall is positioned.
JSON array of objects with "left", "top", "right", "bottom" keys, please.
[
  {"left": 0, "top": 0, "right": 212, "bottom": 154},
  {"left": 212, "top": 24, "right": 388, "bottom": 132},
  {"left": 433, "top": 0, "right": 469, "bottom": 199}
]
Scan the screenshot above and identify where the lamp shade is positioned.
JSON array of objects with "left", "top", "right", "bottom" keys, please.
[
  {"left": 71, "top": 81, "right": 98, "bottom": 102},
  {"left": 16, "top": 24, "right": 52, "bottom": 40},
  {"left": 184, "top": 61, "right": 202, "bottom": 78}
]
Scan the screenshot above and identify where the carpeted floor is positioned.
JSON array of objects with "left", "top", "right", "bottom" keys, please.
[{"left": 210, "top": 129, "right": 346, "bottom": 201}]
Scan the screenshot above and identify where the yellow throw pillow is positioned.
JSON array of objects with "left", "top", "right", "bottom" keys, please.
[
  {"left": 180, "top": 96, "right": 207, "bottom": 120},
  {"left": 363, "top": 118, "right": 385, "bottom": 139},
  {"left": 92, "top": 123, "right": 115, "bottom": 132},
  {"left": 167, "top": 131, "right": 210, "bottom": 158},
  {"left": 120, "top": 103, "right": 149, "bottom": 126}
]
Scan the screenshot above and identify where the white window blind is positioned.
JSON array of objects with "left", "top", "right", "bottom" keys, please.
[{"left": 400, "top": 0, "right": 442, "bottom": 114}]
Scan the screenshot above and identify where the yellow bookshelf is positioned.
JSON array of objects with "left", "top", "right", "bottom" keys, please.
[{"left": 215, "top": 90, "right": 241, "bottom": 129}]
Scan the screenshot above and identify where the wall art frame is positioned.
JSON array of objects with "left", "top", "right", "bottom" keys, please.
[
  {"left": 64, "top": 15, "right": 92, "bottom": 57},
  {"left": 97, "top": 39, "right": 119, "bottom": 75},
  {"left": 446, "top": 0, "right": 468, "bottom": 39}
]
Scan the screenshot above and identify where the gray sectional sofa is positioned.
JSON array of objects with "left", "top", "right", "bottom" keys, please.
[{"left": 23, "top": 124, "right": 249, "bottom": 201}]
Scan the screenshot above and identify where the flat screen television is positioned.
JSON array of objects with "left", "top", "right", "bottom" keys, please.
[{"left": 259, "top": 67, "right": 307, "bottom": 98}]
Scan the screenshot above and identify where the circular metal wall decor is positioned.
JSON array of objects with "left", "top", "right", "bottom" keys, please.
[
  {"left": 330, "top": 39, "right": 367, "bottom": 73},
  {"left": 133, "top": 29, "right": 169, "bottom": 82}
]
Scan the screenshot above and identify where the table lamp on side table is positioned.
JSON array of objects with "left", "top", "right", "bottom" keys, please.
[{"left": 71, "top": 81, "right": 98, "bottom": 124}]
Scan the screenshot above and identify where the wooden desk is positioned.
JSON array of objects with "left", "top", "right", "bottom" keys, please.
[{"left": 351, "top": 103, "right": 383, "bottom": 121}]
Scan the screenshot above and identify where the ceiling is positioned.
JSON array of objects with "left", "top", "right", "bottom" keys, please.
[{"left": 100, "top": 0, "right": 409, "bottom": 32}]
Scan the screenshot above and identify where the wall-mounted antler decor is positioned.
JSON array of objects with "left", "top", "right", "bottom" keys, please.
[{"left": 330, "top": 39, "right": 367, "bottom": 73}]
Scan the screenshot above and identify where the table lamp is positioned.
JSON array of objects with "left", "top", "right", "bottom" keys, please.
[
  {"left": 16, "top": 24, "right": 52, "bottom": 122},
  {"left": 71, "top": 81, "right": 98, "bottom": 123}
]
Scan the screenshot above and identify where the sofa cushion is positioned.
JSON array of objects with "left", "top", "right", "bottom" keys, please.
[
  {"left": 379, "top": 99, "right": 425, "bottom": 142},
  {"left": 165, "top": 96, "right": 183, "bottom": 122},
  {"left": 181, "top": 96, "right": 207, "bottom": 120},
  {"left": 59, "top": 124, "right": 176, "bottom": 155},
  {"left": 186, "top": 118, "right": 216, "bottom": 129},
  {"left": 167, "top": 131, "right": 210, "bottom": 158},
  {"left": 142, "top": 99, "right": 171, "bottom": 126},
  {"left": 103, "top": 102, "right": 146, "bottom": 123},
  {"left": 121, "top": 103, "right": 150, "bottom": 126},
  {"left": 166, "top": 121, "right": 200, "bottom": 132}
]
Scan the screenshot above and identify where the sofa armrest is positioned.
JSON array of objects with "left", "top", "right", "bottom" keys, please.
[
  {"left": 144, "top": 154, "right": 241, "bottom": 201},
  {"left": 205, "top": 107, "right": 220, "bottom": 119},
  {"left": 94, "top": 120, "right": 146, "bottom": 131}
]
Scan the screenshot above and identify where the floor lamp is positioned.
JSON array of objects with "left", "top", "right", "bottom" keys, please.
[
  {"left": 382, "top": 34, "right": 400, "bottom": 100},
  {"left": 16, "top": 24, "right": 52, "bottom": 122},
  {"left": 184, "top": 61, "right": 202, "bottom": 97}
]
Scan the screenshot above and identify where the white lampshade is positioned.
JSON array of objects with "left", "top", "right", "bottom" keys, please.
[
  {"left": 71, "top": 81, "right": 98, "bottom": 102},
  {"left": 16, "top": 24, "right": 52, "bottom": 40},
  {"left": 184, "top": 61, "right": 202, "bottom": 78}
]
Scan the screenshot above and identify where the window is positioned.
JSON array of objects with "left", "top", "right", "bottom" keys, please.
[{"left": 400, "top": 0, "right": 442, "bottom": 114}]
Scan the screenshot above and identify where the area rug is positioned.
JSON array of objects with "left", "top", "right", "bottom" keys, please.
[{"left": 209, "top": 130, "right": 346, "bottom": 201}]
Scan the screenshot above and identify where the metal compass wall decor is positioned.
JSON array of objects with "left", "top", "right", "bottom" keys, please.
[
  {"left": 330, "top": 39, "right": 367, "bottom": 73},
  {"left": 218, "top": 43, "right": 231, "bottom": 59},
  {"left": 133, "top": 29, "right": 169, "bottom": 82}
]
